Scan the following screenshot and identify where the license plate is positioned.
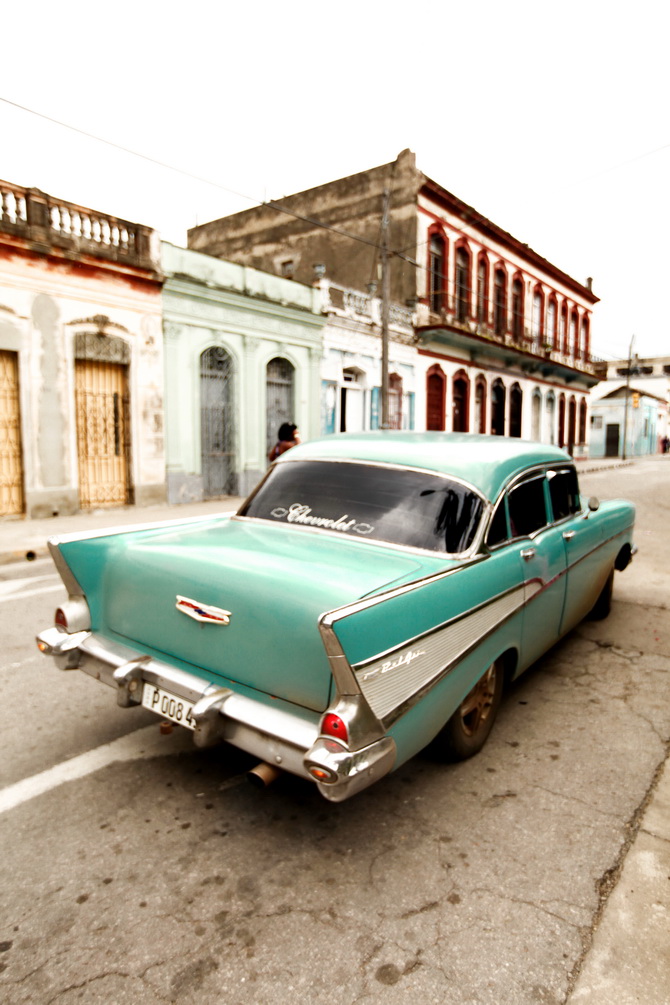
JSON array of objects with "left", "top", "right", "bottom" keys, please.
[{"left": 141, "top": 682, "right": 196, "bottom": 730}]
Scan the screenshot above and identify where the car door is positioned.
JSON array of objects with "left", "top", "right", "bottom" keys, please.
[
  {"left": 547, "top": 466, "right": 606, "bottom": 634},
  {"left": 505, "top": 471, "right": 568, "bottom": 669}
]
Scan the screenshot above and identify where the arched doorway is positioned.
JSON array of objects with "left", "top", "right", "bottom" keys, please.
[
  {"left": 452, "top": 371, "right": 469, "bottom": 432},
  {"left": 567, "top": 396, "right": 577, "bottom": 454},
  {"left": 558, "top": 394, "right": 566, "bottom": 448},
  {"left": 491, "top": 379, "right": 506, "bottom": 436},
  {"left": 201, "top": 346, "right": 236, "bottom": 497},
  {"left": 531, "top": 389, "right": 542, "bottom": 441},
  {"left": 475, "top": 377, "right": 487, "bottom": 433},
  {"left": 426, "top": 366, "right": 446, "bottom": 430},
  {"left": 509, "top": 383, "right": 523, "bottom": 438},
  {"left": 266, "top": 357, "right": 295, "bottom": 455},
  {"left": 74, "top": 332, "right": 132, "bottom": 508}
]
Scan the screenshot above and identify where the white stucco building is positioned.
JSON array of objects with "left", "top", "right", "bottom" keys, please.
[{"left": 0, "top": 179, "right": 164, "bottom": 518}]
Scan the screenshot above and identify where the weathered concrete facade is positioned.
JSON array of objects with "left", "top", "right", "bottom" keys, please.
[
  {"left": 0, "top": 180, "right": 164, "bottom": 518},
  {"left": 316, "top": 278, "right": 417, "bottom": 433},
  {"left": 187, "top": 149, "right": 600, "bottom": 451},
  {"left": 161, "top": 243, "right": 324, "bottom": 502}
]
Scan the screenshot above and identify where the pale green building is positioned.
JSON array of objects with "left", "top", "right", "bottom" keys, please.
[{"left": 161, "top": 243, "right": 324, "bottom": 502}]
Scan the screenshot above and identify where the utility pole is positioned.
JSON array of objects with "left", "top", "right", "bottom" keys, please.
[
  {"left": 380, "top": 187, "right": 391, "bottom": 430},
  {"left": 621, "top": 334, "right": 635, "bottom": 460}
]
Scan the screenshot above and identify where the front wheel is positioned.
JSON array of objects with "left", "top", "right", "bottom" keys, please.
[
  {"left": 589, "top": 569, "right": 614, "bottom": 620},
  {"left": 433, "top": 660, "right": 504, "bottom": 762}
]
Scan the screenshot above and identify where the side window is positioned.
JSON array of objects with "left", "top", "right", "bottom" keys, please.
[
  {"left": 486, "top": 499, "right": 509, "bottom": 547},
  {"left": 548, "top": 467, "right": 582, "bottom": 521},
  {"left": 508, "top": 476, "right": 549, "bottom": 537}
]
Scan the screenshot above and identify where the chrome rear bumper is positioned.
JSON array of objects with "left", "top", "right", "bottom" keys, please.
[{"left": 36, "top": 627, "right": 395, "bottom": 800}]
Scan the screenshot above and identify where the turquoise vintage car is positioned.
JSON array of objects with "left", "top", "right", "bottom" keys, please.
[{"left": 37, "top": 433, "right": 635, "bottom": 801}]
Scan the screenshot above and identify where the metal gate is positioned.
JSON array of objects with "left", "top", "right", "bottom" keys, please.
[
  {"left": 0, "top": 350, "right": 24, "bottom": 515},
  {"left": 266, "top": 357, "right": 295, "bottom": 453},
  {"left": 75, "top": 358, "right": 132, "bottom": 508},
  {"left": 201, "top": 347, "right": 236, "bottom": 497}
]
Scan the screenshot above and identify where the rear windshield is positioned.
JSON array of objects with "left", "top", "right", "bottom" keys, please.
[{"left": 238, "top": 460, "right": 484, "bottom": 554}]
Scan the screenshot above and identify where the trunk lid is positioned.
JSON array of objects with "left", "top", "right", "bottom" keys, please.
[{"left": 59, "top": 516, "right": 440, "bottom": 712}]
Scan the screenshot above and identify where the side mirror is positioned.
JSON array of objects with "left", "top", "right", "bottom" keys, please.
[{"left": 587, "top": 497, "right": 600, "bottom": 514}]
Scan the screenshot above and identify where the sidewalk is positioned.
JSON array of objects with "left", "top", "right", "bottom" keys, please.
[{"left": 0, "top": 495, "right": 245, "bottom": 565}]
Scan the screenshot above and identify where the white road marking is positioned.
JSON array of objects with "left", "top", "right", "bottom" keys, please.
[
  {"left": 0, "top": 574, "right": 58, "bottom": 595},
  {"left": 0, "top": 724, "right": 192, "bottom": 815},
  {"left": 0, "top": 583, "right": 64, "bottom": 603}
]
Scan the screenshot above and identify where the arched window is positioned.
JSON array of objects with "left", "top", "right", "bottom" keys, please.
[
  {"left": 428, "top": 231, "right": 447, "bottom": 314},
  {"left": 389, "top": 372, "right": 403, "bottom": 430},
  {"left": 491, "top": 379, "right": 506, "bottom": 436},
  {"left": 494, "top": 268, "right": 507, "bottom": 335},
  {"left": 570, "top": 310, "right": 578, "bottom": 359},
  {"left": 266, "top": 357, "right": 295, "bottom": 455},
  {"left": 452, "top": 370, "right": 470, "bottom": 432},
  {"left": 581, "top": 317, "right": 590, "bottom": 362},
  {"left": 426, "top": 365, "right": 446, "bottom": 431},
  {"left": 455, "top": 246, "right": 471, "bottom": 322},
  {"left": 476, "top": 255, "right": 489, "bottom": 324},
  {"left": 510, "top": 382, "right": 523, "bottom": 437},
  {"left": 475, "top": 376, "right": 487, "bottom": 433},
  {"left": 560, "top": 303, "right": 568, "bottom": 354},
  {"left": 547, "top": 297, "right": 557, "bottom": 349},
  {"left": 512, "top": 276, "right": 524, "bottom": 340},
  {"left": 532, "top": 287, "right": 544, "bottom": 343}
]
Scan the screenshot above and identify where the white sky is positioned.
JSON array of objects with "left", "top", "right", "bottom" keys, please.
[{"left": 1, "top": 0, "right": 668, "bottom": 362}]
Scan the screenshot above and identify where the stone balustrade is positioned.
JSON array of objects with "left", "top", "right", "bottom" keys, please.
[{"left": 0, "top": 179, "right": 158, "bottom": 271}]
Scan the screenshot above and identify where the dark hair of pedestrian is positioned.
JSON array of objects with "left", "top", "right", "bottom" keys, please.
[{"left": 278, "top": 422, "right": 298, "bottom": 441}]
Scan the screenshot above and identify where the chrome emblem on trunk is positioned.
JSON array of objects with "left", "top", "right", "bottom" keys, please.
[{"left": 176, "top": 596, "right": 232, "bottom": 625}]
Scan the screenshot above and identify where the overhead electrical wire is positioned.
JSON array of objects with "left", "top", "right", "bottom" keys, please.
[{"left": 0, "top": 95, "right": 407, "bottom": 260}]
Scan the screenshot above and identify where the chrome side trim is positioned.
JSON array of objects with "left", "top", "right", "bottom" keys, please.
[{"left": 354, "top": 583, "right": 534, "bottom": 723}]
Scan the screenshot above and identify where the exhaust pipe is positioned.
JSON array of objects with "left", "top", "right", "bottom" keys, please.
[{"left": 247, "top": 762, "right": 281, "bottom": 788}]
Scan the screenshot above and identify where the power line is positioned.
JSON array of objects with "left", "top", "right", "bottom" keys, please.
[{"left": 0, "top": 95, "right": 396, "bottom": 257}]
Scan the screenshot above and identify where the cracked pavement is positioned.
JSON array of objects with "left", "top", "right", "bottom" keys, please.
[{"left": 1, "top": 460, "right": 669, "bottom": 1004}]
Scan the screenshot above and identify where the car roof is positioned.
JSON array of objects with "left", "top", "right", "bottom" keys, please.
[{"left": 278, "top": 432, "right": 573, "bottom": 502}]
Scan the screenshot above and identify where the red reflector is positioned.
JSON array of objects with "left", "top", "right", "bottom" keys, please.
[
  {"left": 55, "top": 608, "right": 67, "bottom": 628},
  {"left": 322, "top": 712, "right": 348, "bottom": 742}
]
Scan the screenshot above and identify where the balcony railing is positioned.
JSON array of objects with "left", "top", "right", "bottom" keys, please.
[
  {"left": 0, "top": 179, "right": 158, "bottom": 271},
  {"left": 416, "top": 301, "right": 601, "bottom": 375}
]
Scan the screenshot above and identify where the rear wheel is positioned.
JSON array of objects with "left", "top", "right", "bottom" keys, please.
[{"left": 433, "top": 660, "right": 504, "bottom": 761}]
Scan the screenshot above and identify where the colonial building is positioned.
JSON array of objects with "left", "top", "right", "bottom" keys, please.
[
  {"left": 0, "top": 180, "right": 164, "bottom": 518},
  {"left": 188, "top": 149, "right": 600, "bottom": 451},
  {"left": 161, "top": 243, "right": 324, "bottom": 501}
]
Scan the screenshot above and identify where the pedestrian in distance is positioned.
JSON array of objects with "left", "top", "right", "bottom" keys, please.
[{"left": 268, "top": 422, "right": 301, "bottom": 462}]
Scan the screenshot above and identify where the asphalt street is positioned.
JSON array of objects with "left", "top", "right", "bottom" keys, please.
[{"left": 0, "top": 457, "right": 668, "bottom": 1004}]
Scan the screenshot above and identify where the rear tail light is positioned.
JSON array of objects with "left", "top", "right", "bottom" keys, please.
[
  {"left": 321, "top": 712, "right": 348, "bottom": 743},
  {"left": 53, "top": 597, "right": 91, "bottom": 633}
]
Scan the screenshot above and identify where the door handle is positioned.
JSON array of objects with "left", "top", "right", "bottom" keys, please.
[
  {"left": 520, "top": 549, "right": 536, "bottom": 561},
  {"left": 562, "top": 531, "right": 576, "bottom": 541}
]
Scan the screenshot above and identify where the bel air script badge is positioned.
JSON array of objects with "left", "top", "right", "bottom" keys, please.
[{"left": 176, "top": 596, "right": 232, "bottom": 625}]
